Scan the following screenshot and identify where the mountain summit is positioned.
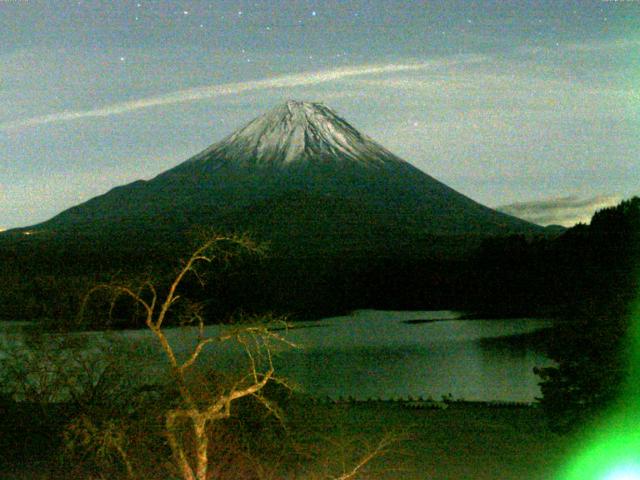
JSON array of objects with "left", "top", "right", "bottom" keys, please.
[
  {"left": 182, "top": 100, "right": 401, "bottom": 168},
  {"left": 25, "top": 100, "right": 541, "bottom": 253}
]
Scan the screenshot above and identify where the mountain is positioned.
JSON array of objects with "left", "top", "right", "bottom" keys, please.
[{"left": 12, "top": 100, "right": 541, "bottom": 256}]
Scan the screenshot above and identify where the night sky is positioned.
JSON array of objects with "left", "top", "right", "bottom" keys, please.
[{"left": 1, "top": 0, "right": 638, "bottom": 230}]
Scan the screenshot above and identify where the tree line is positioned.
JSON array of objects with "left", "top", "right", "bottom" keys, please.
[{"left": 1, "top": 199, "right": 638, "bottom": 329}]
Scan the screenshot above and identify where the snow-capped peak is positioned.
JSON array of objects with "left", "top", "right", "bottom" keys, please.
[{"left": 191, "top": 100, "right": 403, "bottom": 168}]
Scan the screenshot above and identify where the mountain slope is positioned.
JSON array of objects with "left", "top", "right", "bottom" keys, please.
[{"left": 22, "top": 100, "right": 541, "bottom": 253}]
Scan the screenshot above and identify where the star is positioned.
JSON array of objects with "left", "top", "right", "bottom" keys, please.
[
  {"left": 119, "top": 56, "right": 126, "bottom": 62},
  {"left": 183, "top": 10, "right": 189, "bottom": 15},
  {"left": 311, "top": 11, "right": 317, "bottom": 17}
]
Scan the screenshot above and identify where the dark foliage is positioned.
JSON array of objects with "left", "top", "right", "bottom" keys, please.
[
  {"left": 0, "top": 224, "right": 479, "bottom": 326},
  {"left": 1, "top": 194, "right": 637, "bottom": 332},
  {"left": 0, "top": 366, "right": 299, "bottom": 479},
  {"left": 533, "top": 197, "right": 640, "bottom": 431}
]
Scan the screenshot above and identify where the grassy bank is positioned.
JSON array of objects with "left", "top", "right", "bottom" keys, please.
[
  {"left": 1, "top": 397, "right": 576, "bottom": 479},
  {"left": 285, "top": 401, "right": 574, "bottom": 479}
]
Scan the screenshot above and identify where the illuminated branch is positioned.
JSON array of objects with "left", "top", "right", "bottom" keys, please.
[{"left": 333, "top": 434, "right": 397, "bottom": 480}]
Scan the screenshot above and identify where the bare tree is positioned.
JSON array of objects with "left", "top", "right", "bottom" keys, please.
[
  {"left": 79, "top": 233, "right": 295, "bottom": 480},
  {"left": 74, "top": 232, "right": 402, "bottom": 480}
]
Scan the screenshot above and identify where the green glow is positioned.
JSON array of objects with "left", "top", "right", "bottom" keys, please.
[
  {"left": 557, "top": 298, "right": 640, "bottom": 480},
  {"left": 603, "top": 464, "right": 640, "bottom": 480}
]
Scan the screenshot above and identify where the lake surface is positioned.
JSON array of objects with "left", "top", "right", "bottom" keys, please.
[
  {"left": 0, "top": 310, "right": 554, "bottom": 403},
  {"left": 273, "top": 310, "right": 554, "bottom": 402}
]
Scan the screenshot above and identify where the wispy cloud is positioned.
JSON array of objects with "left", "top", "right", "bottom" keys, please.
[
  {"left": 563, "top": 38, "right": 640, "bottom": 53},
  {"left": 0, "top": 62, "right": 466, "bottom": 131},
  {"left": 497, "top": 195, "right": 622, "bottom": 227},
  {"left": 350, "top": 70, "right": 637, "bottom": 102}
]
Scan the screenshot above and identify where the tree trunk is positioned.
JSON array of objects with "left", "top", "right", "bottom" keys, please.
[
  {"left": 167, "top": 414, "right": 197, "bottom": 480},
  {"left": 194, "top": 417, "right": 209, "bottom": 480}
]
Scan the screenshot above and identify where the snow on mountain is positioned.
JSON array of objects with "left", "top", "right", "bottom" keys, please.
[{"left": 184, "top": 100, "right": 403, "bottom": 168}]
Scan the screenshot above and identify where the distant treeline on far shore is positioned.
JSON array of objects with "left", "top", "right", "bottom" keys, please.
[{"left": 0, "top": 197, "right": 637, "bottom": 329}]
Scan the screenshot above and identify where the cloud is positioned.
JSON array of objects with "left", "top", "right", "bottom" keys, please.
[
  {"left": 0, "top": 61, "right": 463, "bottom": 131},
  {"left": 349, "top": 69, "right": 637, "bottom": 103},
  {"left": 496, "top": 195, "right": 622, "bottom": 227},
  {"left": 563, "top": 38, "right": 640, "bottom": 53}
]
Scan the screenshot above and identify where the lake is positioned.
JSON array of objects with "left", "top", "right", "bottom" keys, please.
[
  {"left": 0, "top": 310, "right": 554, "bottom": 403},
  {"left": 271, "top": 310, "right": 554, "bottom": 402}
]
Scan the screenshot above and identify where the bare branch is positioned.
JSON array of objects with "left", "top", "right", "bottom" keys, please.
[
  {"left": 179, "top": 337, "right": 216, "bottom": 374},
  {"left": 333, "top": 433, "right": 402, "bottom": 480},
  {"left": 228, "top": 368, "right": 274, "bottom": 403}
]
